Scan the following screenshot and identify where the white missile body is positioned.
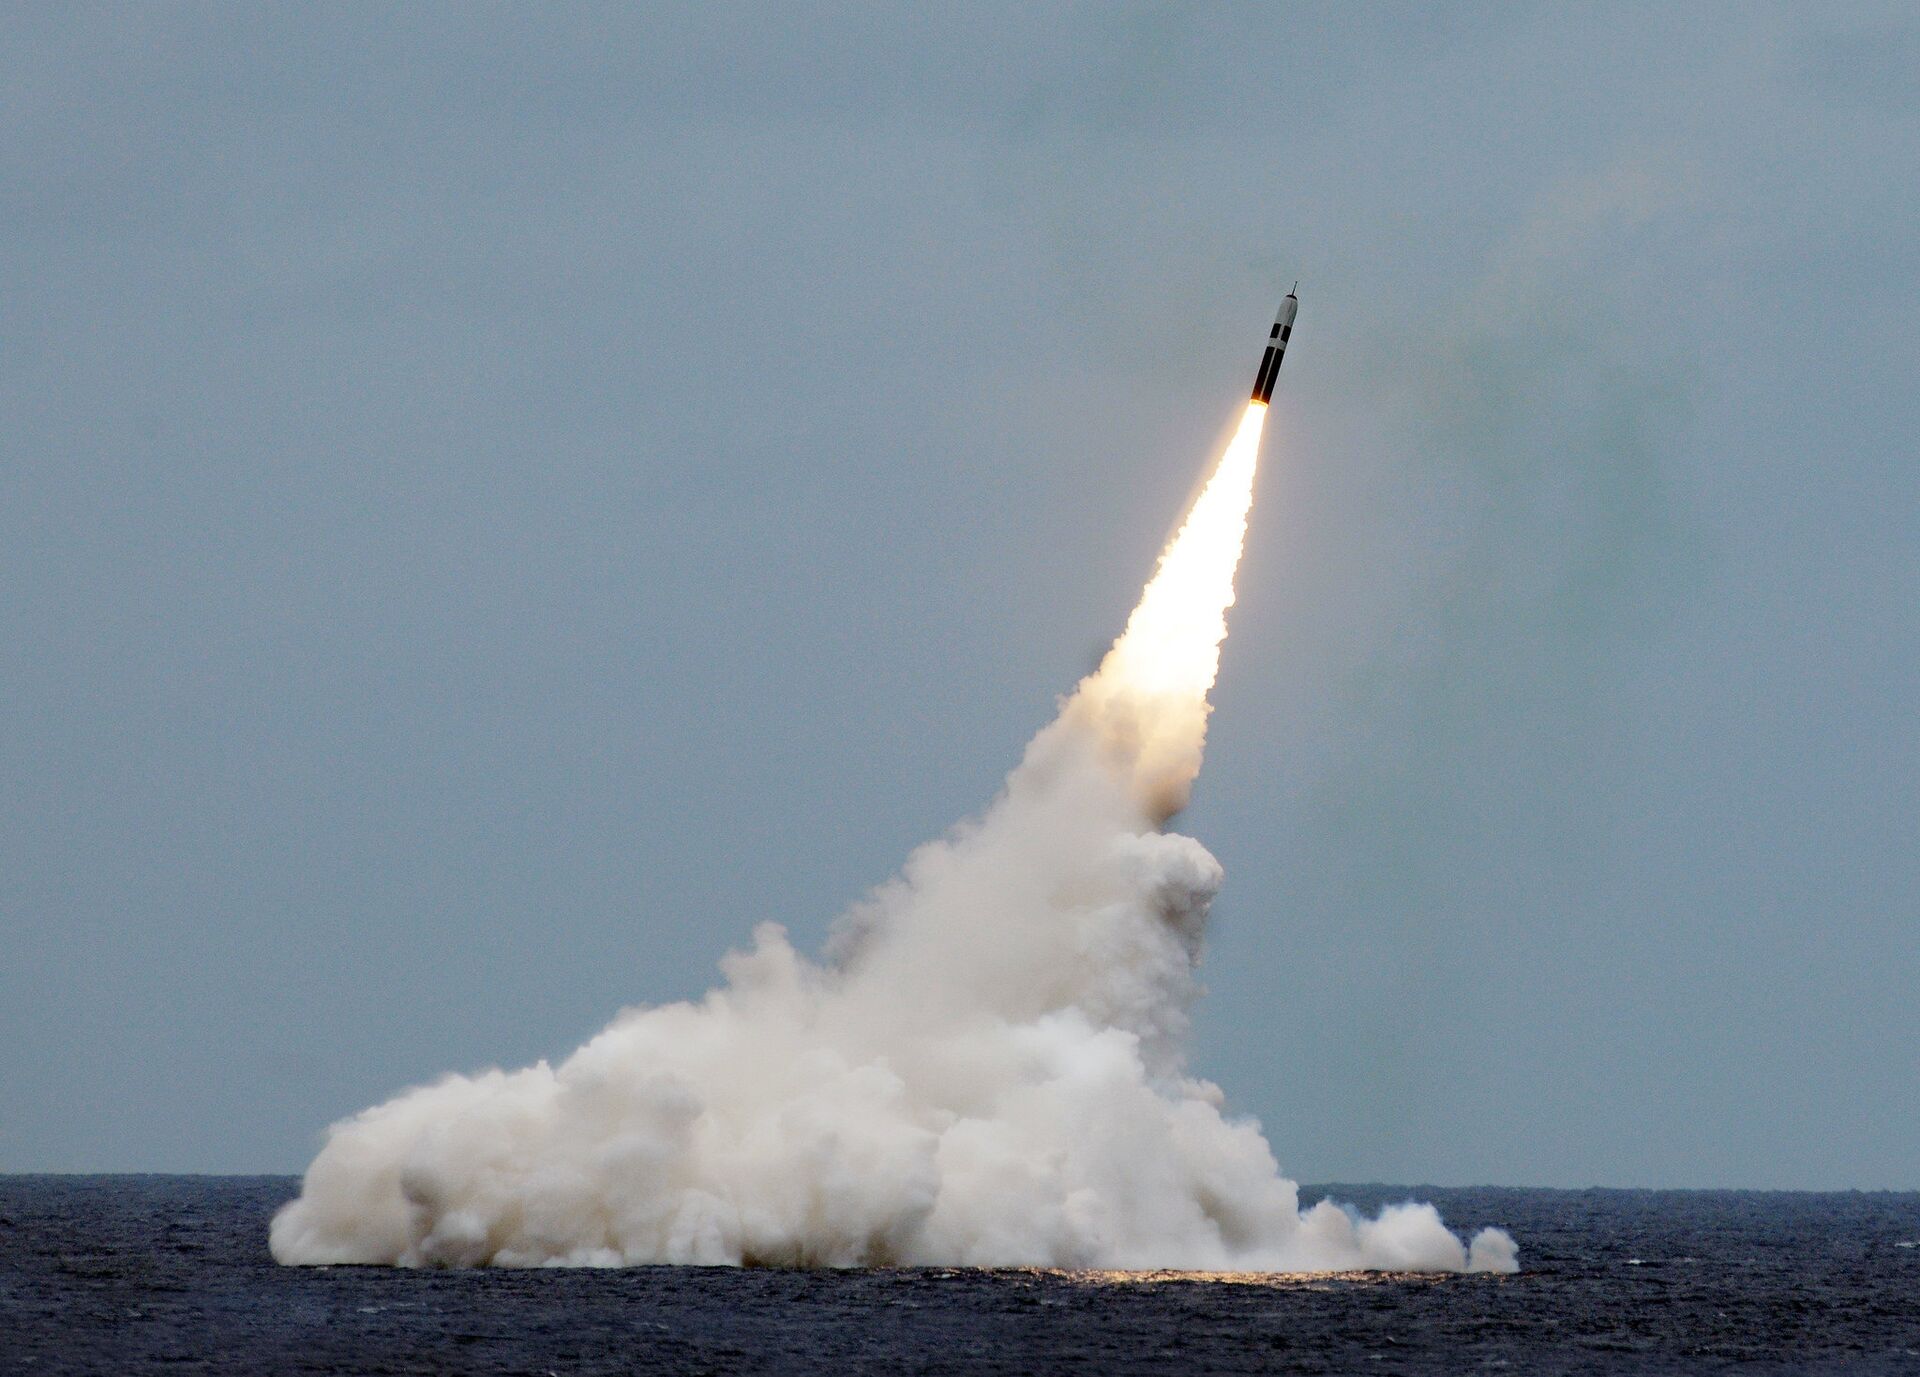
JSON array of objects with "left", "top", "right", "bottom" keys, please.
[{"left": 1250, "top": 287, "right": 1298, "bottom": 404}]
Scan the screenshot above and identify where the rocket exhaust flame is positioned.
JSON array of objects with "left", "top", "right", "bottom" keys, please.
[
  {"left": 270, "top": 359, "right": 1517, "bottom": 1274},
  {"left": 1068, "top": 402, "right": 1267, "bottom": 821}
]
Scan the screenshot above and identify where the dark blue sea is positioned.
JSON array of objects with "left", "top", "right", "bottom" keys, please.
[{"left": 2, "top": 1176, "right": 1915, "bottom": 1373}]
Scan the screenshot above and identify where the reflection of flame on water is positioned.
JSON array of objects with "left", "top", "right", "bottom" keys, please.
[{"left": 1034, "top": 1268, "right": 1471, "bottom": 1289}]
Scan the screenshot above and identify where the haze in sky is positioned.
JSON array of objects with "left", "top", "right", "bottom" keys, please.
[{"left": 3, "top": 3, "right": 1915, "bottom": 1188}]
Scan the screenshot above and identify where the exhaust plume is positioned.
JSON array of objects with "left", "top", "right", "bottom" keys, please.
[{"left": 271, "top": 403, "right": 1517, "bottom": 1274}]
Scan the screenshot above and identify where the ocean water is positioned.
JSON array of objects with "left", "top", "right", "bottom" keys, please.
[{"left": 2, "top": 1177, "right": 1915, "bottom": 1373}]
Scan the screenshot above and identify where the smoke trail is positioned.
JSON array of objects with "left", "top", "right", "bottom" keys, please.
[{"left": 271, "top": 404, "right": 1517, "bottom": 1273}]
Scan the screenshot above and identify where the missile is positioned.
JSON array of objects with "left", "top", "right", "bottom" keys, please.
[{"left": 1249, "top": 285, "right": 1298, "bottom": 405}]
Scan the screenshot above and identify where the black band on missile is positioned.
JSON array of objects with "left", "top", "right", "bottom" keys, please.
[
  {"left": 1280, "top": 325, "right": 1291, "bottom": 343},
  {"left": 1252, "top": 347, "right": 1278, "bottom": 399},
  {"left": 1270, "top": 323, "right": 1282, "bottom": 338}
]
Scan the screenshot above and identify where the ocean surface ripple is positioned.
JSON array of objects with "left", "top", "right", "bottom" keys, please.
[{"left": 3, "top": 1176, "right": 1916, "bottom": 1373}]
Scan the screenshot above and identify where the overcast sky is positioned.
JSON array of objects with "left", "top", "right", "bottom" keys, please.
[{"left": 4, "top": 3, "right": 1915, "bottom": 1187}]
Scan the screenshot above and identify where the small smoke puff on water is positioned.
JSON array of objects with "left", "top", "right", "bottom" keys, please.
[{"left": 271, "top": 407, "right": 1517, "bottom": 1274}]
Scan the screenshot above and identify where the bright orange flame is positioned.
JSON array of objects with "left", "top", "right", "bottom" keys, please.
[{"left": 1067, "top": 402, "right": 1267, "bottom": 816}]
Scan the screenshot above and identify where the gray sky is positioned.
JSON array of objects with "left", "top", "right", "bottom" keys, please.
[{"left": 3, "top": 2, "right": 1915, "bottom": 1187}]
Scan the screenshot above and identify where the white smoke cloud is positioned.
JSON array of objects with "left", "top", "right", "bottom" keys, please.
[{"left": 271, "top": 408, "right": 1517, "bottom": 1274}]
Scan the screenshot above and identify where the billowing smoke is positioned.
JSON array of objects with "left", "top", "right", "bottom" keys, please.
[{"left": 271, "top": 407, "right": 1517, "bottom": 1273}]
